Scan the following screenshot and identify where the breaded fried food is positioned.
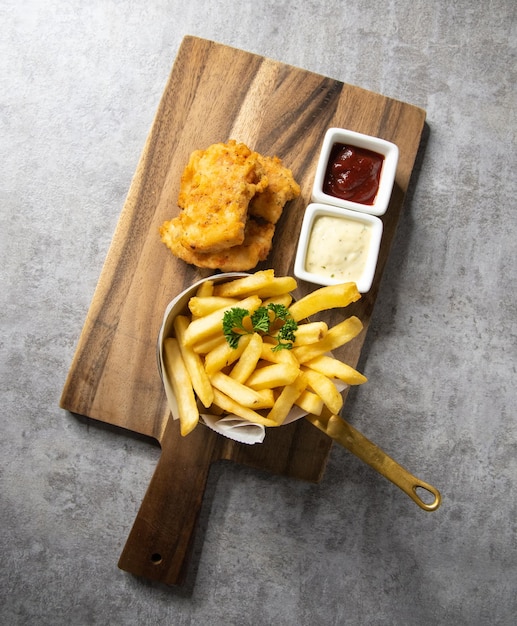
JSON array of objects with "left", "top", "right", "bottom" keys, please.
[
  {"left": 160, "top": 217, "right": 275, "bottom": 271},
  {"left": 249, "top": 155, "right": 301, "bottom": 224},
  {"left": 160, "top": 140, "right": 300, "bottom": 271},
  {"left": 176, "top": 140, "right": 268, "bottom": 253}
]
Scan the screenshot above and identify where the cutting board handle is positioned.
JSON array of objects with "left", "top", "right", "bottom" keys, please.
[{"left": 118, "top": 419, "right": 219, "bottom": 585}]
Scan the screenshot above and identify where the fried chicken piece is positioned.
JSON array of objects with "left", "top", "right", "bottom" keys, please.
[
  {"left": 160, "top": 140, "right": 301, "bottom": 271},
  {"left": 160, "top": 217, "right": 275, "bottom": 271},
  {"left": 249, "top": 155, "right": 301, "bottom": 224},
  {"left": 176, "top": 140, "right": 268, "bottom": 253}
]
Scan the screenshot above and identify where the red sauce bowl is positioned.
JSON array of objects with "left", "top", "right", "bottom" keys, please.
[{"left": 311, "top": 128, "right": 399, "bottom": 216}]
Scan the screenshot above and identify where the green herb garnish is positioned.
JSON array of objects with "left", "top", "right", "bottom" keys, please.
[
  {"left": 222, "top": 303, "right": 298, "bottom": 352},
  {"left": 222, "top": 307, "right": 251, "bottom": 349}
]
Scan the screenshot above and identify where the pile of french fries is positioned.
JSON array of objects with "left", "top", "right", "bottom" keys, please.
[{"left": 162, "top": 270, "right": 367, "bottom": 437}]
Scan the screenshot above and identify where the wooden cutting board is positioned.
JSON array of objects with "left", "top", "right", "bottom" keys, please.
[{"left": 60, "top": 36, "right": 426, "bottom": 586}]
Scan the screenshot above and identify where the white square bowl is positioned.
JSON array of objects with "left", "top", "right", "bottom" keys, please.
[
  {"left": 294, "top": 203, "right": 383, "bottom": 293},
  {"left": 311, "top": 127, "right": 399, "bottom": 216}
]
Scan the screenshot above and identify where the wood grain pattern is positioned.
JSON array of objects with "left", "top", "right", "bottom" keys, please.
[{"left": 60, "top": 36, "right": 426, "bottom": 585}]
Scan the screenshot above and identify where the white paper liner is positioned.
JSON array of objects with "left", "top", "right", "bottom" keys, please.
[
  {"left": 158, "top": 273, "right": 347, "bottom": 445},
  {"left": 201, "top": 414, "right": 266, "bottom": 444}
]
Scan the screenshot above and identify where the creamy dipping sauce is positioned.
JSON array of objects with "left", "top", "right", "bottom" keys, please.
[{"left": 305, "top": 215, "right": 372, "bottom": 281}]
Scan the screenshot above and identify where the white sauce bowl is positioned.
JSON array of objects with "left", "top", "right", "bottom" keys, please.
[
  {"left": 294, "top": 203, "right": 383, "bottom": 293},
  {"left": 311, "top": 127, "right": 399, "bottom": 216}
]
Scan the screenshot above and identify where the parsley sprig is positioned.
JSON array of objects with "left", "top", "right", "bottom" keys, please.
[{"left": 223, "top": 304, "right": 298, "bottom": 352}]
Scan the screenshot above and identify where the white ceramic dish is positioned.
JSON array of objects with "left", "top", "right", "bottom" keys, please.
[
  {"left": 311, "top": 127, "right": 399, "bottom": 216},
  {"left": 294, "top": 203, "right": 383, "bottom": 293}
]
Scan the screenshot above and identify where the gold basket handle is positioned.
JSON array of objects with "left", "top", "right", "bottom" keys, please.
[{"left": 306, "top": 411, "right": 441, "bottom": 511}]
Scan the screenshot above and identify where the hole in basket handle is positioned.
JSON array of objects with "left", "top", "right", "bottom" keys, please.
[{"left": 413, "top": 484, "right": 441, "bottom": 511}]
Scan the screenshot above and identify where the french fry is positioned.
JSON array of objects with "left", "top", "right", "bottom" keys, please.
[
  {"left": 267, "top": 373, "right": 307, "bottom": 425},
  {"left": 260, "top": 341, "right": 300, "bottom": 367},
  {"left": 211, "top": 388, "right": 278, "bottom": 427},
  {"left": 245, "top": 362, "right": 300, "bottom": 390},
  {"left": 209, "top": 371, "right": 274, "bottom": 409},
  {"left": 292, "top": 316, "right": 363, "bottom": 363},
  {"left": 173, "top": 315, "right": 214, "bottom": 408},
  {"left": 162, "top": 338, "right": 199, "bottom": 436},
  {"left": 183, "top": 295, "right": 262, "bottom": 346},
  {"left": 288, "top": 283, "right": 361, "bottom": 322},
  {"left": 295, "top": 389, "right": 324, "bottom": 416},
  {"left": 302, "top": 368, "right": 343, "bottom": 415},
  {"left": 253, "top": 388, "right": 276, "bottom": 408},
  {"left": 204, "top": 333, "right": 252, "bottom": 376},
  {"left": 229, "top": 332, "right": 263, "bottom": 383},
  {"left": 254, "top": 276, "right": 297, "bottom": 298},
  {"left": 288, "top": 321, "right": 328, "bottom": 346},
  {"left": 188, "top": 296, "right": 239, "bottom": 318},
  {"left": 304, "top": 354, "right": 367, "bottom": 385},
  {"left": 195, "top": 280, "right": 214, "bottom": 297},
  {"left": 212, "top": 270, "right": 297, "bottom": 299},
  {"left": 261, "top": 293, "right": 293, "bottom": 309},
  {"left": 192, "top": 334, "right": 227, "bottom": 355},
  {"left": 213, "top": 270, "right": 275, "bottom": 297}
]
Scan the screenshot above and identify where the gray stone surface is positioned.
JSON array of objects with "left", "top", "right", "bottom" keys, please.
[{"left": 1, "top": 1, "right": 516, "bottom": 624}]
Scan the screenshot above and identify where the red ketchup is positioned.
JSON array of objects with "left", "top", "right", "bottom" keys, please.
[{"left": 323, "top": 143, "right": 384, "bottom": 205}]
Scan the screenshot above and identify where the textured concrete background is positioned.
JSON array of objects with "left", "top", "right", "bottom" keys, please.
[{"left": 1, "top": 1, "right": 516, "bottom": 624}]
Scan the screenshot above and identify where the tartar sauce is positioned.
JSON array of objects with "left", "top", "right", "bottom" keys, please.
[{"left": 305, "top": 215, "right": 372, "bottom": 282}]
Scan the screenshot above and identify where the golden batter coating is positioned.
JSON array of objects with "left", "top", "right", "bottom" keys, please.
[
  {"left": 249, "top": 155, "right": 301, "bottom": 225},
  {"left": 176, "top": 140, "right": 268, "bottom": 253},
  {"left": 160, "top": 140, "right": 300, "bottom": 271},
  {"left": 160, "top": 217, "right": 275, "bottom": 271}
]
